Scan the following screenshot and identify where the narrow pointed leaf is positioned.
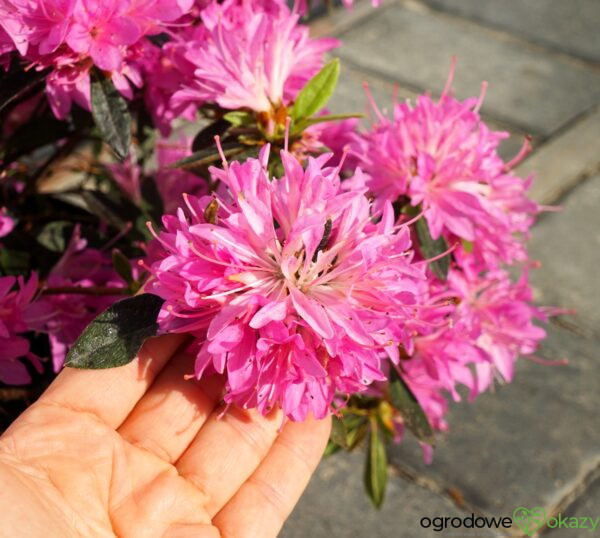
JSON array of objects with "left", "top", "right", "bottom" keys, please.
[
  {"left": 292, "top": 58, "right": 340, "bottom": 122},
  {"left": 65, "top": 293, "right": 164, "bottom": 369},
  {"left": 389, "top": 367, "right": 435, "bottom": 445},
  {"left": 415, "top": 217, "right": 450, "bottom": 281},
  {"left": 330, "top": 415, "right": 348, "bottom": 448},
  {"left": 292, "top": 112, "right": 363, "bottom": 135},
  {"left": 192, "top": 119, "right": 231, "bottom": 152},
  {"left": 364, "top": 420, "right": 388, "bottom": 508},
  {"left": 112, "top": 250, "right": 134, "bottom": 285},
  {"left": 170, "top": 142, "right": 243, "bottom": 170},
  {"left": 223, "top": 111, "right": 255, "bottom": 127},
  {"left": 90, "top": 68, "right": 132, "bottom": 160}
]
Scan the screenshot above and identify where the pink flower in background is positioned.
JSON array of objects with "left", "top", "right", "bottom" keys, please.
[
  {"left": 141, "top": 39, "right": 199, "bottom": 134},
  {"left": 0, "top": 0, "right": 76, "bottom": 56},
  {"left": 147, "top": 146, "right": 426, "bottom": 421},
  {"left": 446, "top": 265, "right": 546, "bottom": 393},
  {"left": 0, "top": 0, "right": 194, "bottom": 118},
  {"left": 350, "top": 67, "right": 538, "bottom": 267},
  {"left": 0, "top": 208, "right": 14, "bottom": 237},
  {"left": 155, "top": 134, "right": 208, "bottom": 213},
  {"left": 172, "top": 0, "right": 338, "bottom": 114},
  {"left": 66, "top": 0, "right": 143, "bottom": 72},
  {"left": 39, "top": 228, "right": 126, "bottom": 371},
  {"left": 0, "top": 274, "right": 44, "bottom": 385}
]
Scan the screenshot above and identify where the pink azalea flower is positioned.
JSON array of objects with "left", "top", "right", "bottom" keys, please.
[
  {"left": 66, "top": 0, "right": 143, "bottom": 72},
  {"left": 446, "top": 265, "right": 546, "bottom": 393},
  {"left": 0, "top": 0, "right": 76, "bottom": 56},
  {"left": 172, "top": 0, "right": 338, "bottom": 114},
  {"left": 350, "top": 65, "right": 538, "bottom": 267},
  {"left": 147, "top": 146, "right": 425, "bottom": 421},
  {"left": 0, "top": 208, "right": 14, "bottom": 237},
  {"left": 155, "top": 134, "right": 208, "bottom": 213},
  {"left": 39, "top": 227, "right": 126, "bottom": 371},
  {"left": 1, "top": 0, "right": 194, "bottom": 118},
  {"left": 0, "top": 273, "right": 44, "bottom": 385}
]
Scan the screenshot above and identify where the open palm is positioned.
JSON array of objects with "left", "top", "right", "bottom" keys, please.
[{"left": 0, "top": 335, "right": 331, "bottom": 537}]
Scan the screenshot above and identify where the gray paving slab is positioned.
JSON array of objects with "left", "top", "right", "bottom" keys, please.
[
  {"left": 546, "top": 477, "right": 600, "bottom": 537},
  {"left": 420, "top": 0, "right": 600, "bottom": 64},
  {"left": 331, "top": 63, "right": 528, "bottom": 160},
  {"left": 517, "top": 108, "right": 600, "bottom": 205},
  {"left": 530, "top": 175, "right": 600, "bottom": 341},
  {"left": 383, "top": 177, "right": 600, "bottom": 517},
  {"left": 281, "top": 451, "right": 499, "bottom": 538},
  {"left": 386, "top": 322, "right": 600, "bottom": 519},
  {"left": 336, "top": 3, "right": 600, "bottom": 136}
]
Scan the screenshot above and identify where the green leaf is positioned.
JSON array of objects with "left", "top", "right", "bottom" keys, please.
[
  {"left": 36, "top": 221, "right": 72, "bottom": 253},
  {"left": 292, "top": 59, "right": 340, "bottom": 122},
  {"left": 389, "top": 367, "right": 435, "bottom": 445},
  {"left": 3, "top": 118, "right": 71, "bottom": 163},
  {"left": 0, "top": 248, "right": 30, "bottom": 276},
  {"left": 364, "top": 419, "right": 388, "bottom": 508},
  {"left": 330, "top": 415, "right": 348, "bottom": 449},
  {"left": 112, "top": 250, "right": 134, "bottom": 285},
  {"left": 192, "top": 119, "right": 231, "bottom": 152},
  {"left": 90, "top": 67, "right": 132, "bottom": 160},
  {"left": 65, "top": 294, "right": 165, "bottom": 369},
  {"left": 461, "top": 238, "right": 474, "bottom": 254},
  {"left": 415, "top": 217, "right": 450, "bottom": 281},
  {"left": 292, "top": 113, "right": 363, "bottom": 135},
  {"left": 346, "top": 415, "right": 369, "bottom": 449},
  {"left": 324, "top": 440, "right": 342, "bottom": 457},
  {"left": 223, "top": 111, "right": 255, "bottom": 127},
  {"left": 170, "top": 142, "right": 244, "bottom": 170},
  {"left": 0, "top": 66, "right": 49, "bottom": 116}
]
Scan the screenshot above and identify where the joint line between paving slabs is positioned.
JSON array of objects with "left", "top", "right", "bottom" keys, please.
[{"left": 398, "top": 0, "right": 600, "bottom": 73}]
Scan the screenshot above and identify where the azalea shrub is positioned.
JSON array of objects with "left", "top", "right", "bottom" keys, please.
[{"left": 0, "top": 0, "right": 558, "bottom": 507}]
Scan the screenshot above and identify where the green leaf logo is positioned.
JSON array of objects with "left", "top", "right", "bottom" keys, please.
[{"left": 513, "top": 507, "right": 547, "bottom": 536}]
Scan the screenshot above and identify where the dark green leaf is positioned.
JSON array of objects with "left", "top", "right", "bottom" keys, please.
[
  {"left": 146, "top": 33, "right": 171, "bottom": 47},
  {"left": 170, "top": 142, "right": 244, "bottom": 170},
  {"left": 415, "top": 217, "right": 450, "bottom": 281},
  {"left": 223, "top": 111, "right": 254, "bottom": 127},
  {"left": 81, "top": 190, "right": 148, "bottom": 241},
  {"left": 330, "top": 415, "right": 348, "bottom": 448},
  {"left": 0, "top": 66, "right": 49, "bottom": 116},
  {"left": 0, "top": 248, "right": 30, "bottom": 276},
  {"left": 292, "top": 59, "right": 340, "bottom": 122},
  {"left": 90, "top": 68, "right": 132, "bottom": 160},
  {"left": 65, "top": 294, "right": 165, "bottom": 369},
  {"left": 112, "top": 250, "right": 134, "bottom": 285},
  {"left": 192, "top": 119, "right": 231, "bottom": 152},
  {"left": 140, "top": 177, "right": 164, "bottom": 221},
  {"left": 364, "top": 419, "right": 388, "bottom": 508},
  {"left": 389, "top": 367, "right": 435, "bottom": 445},
  {"left": 36, "top": 221, "right": 72, "bottom": 253},
  {"left": 4, "top": 118, "right": 71, "bottom": 163}
]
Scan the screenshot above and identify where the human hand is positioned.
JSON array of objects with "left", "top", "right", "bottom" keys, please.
[{"left": 0, "top": 335, "right": 331, "bottom": 537}]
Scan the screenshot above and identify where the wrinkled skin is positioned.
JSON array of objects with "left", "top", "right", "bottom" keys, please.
[{"left": 0, "top": 335, "right": 331, "bottom": 537}]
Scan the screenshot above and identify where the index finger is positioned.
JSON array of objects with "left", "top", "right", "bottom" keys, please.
[{"left": 37, "top": 334, "right": 187, "bottom": 429}]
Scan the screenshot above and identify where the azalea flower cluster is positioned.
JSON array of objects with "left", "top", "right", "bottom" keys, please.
[{"left": 0, "top": 0, "right": 552, "bottom": 465}]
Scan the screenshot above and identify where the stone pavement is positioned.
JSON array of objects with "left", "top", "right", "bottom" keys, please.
[{"left": 282, "top": 1, "right": 600, "bottom": 536}]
